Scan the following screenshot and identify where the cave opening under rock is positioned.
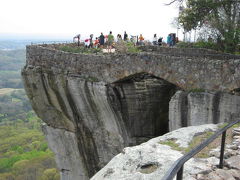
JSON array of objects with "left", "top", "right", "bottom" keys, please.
[{"left": 107, "top": 72, "right": 180, "bottom": 144}]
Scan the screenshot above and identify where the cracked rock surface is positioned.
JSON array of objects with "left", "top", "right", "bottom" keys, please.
[{"left": 193, "top": 127, "right": 240, "bottom": 180}]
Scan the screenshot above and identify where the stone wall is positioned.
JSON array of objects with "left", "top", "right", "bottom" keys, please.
[{"left": 26, "top": 44, "right": 240, "bottom": 91}]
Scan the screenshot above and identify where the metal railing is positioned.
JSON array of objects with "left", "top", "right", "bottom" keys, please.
[
  {"left": 30, "top": 41, "right": 72, "bottom": 45},
  {"left": 162, "top": 119, "right": 240, "bottom": 180}
]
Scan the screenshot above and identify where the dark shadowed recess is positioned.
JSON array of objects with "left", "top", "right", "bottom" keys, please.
[{"left": 107, "top": 72, "right": 180, "bottom": 144}]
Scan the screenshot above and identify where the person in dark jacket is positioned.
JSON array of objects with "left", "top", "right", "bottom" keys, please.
[
  {"left": 124, "top": 31, "right": 128, "bottom": 41},
  {"left": 158, "top": 37, "right": 163, "bottom": 46},
  {"left": 99, "top": 33, "right": 105, "bottom": 48}
]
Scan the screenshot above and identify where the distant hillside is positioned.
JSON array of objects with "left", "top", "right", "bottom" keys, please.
[
  {"left": 0, "top": 49, "right": 25, "bottom": 70},
  {"left": 0, "top": 40, "right": 59, "bottom": 179},
  {"left": 0, "top": 41, "right": 30, "bottom": 50},
  {"left": 0, "top": 49, "right": 25, "bottom": 88}
]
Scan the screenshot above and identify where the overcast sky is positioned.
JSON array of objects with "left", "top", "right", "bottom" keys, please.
[{"left": 0, "top": 0, "right": 181, "bottom": 40}]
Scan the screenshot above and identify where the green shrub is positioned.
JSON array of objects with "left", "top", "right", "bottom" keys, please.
[
  {"left": 177, "top": 41, "right": 220, "bottom": 51},
  {"left": 176, "top": 42, "right": 193, "bottom": 48},
  {"left": 59, "top": 46, "right": 102, "bottom": 54},
  {"left": 115, "top": 42, "right": 141, "bottom": 53},
  {"left": 40, "top": 168, "right": 60, "bottom": 180},
  {"left": 126, "top": 42, "right": 141, "bottom": 53},
  {"left": 193, "top": 41, "right": 219, "bottom": 51}
]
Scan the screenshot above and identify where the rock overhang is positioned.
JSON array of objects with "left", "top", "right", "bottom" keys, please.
[{"left": 22, "top": 43, "right": 240, "bottom": 180}]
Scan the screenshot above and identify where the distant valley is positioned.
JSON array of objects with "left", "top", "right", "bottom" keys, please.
[{"left": 0, "top": 40, "right": 60, "bottom": 180}]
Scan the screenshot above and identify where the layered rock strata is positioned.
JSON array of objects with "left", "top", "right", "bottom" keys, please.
[
  {"left": 169, "top": 91, "right": 240, "bottom": 131},
  {"left": 22, "top": 66, "right": 178, "bottom": 179}
]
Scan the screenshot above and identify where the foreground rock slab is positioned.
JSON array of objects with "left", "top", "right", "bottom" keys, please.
[{"left": 91, "top": 124, "right": 219, "bottom": 180}]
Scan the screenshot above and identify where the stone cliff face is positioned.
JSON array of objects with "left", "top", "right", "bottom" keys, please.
[
  {"left": 107, "top": 73, "right": 179, "bottom": 143},
  {"left": 22, "top": 67, "right": 178, "bottom": 179},
  {"left": 22, "top": 44, "right": 240, "bottom": 180},
  {"left": 169, "top": 91, "right": 240, "bottom": 131}
]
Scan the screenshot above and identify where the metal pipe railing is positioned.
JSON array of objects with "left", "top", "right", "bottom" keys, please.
[
  {"left": 30, "top": 41, "right": 72, "bottom": 45},
  {"left": 162, "top": 119, "right": 240, "bottom": 180}
]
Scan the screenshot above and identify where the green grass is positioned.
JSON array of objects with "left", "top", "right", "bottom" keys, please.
[
  {"left": 159, "top": 139, "right": 184, "bottom": 151},
  {"left": 159, "top": 131, "right": 215, "bottom": 158},
  {"left": 125, "top": 42, "right": 141, "bottom": 53},
  {"left": 86, "top": 76, "right": 99, "bottom": 82},
  {"left": 218, "top": 122, "right": 240, "bottom": 129},
  {"left": 185, "top": 131, "right": 214, "bottom": 158},
  {"left": 218, "top": 123, "right": 228, "bottom": 129},
  {"left": 115, "top": 42, "right": 141, "bottom": 53},
  {"left": 233, "top": 122, "right": 240, "bottom": 128},
  {"left": 59, "top": 46, "right": 102, "bottom": 54},
  {"left": 176, "top": 41, "right": 221, "bottom": 51}
]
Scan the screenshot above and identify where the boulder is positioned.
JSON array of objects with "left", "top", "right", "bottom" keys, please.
[{"left": 91, "top": 124, "right": 218, "bottom": 180}]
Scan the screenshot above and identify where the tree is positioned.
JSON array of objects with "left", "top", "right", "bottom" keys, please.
[
  {"left": 172, "top": 0, "right": 240, "bottom": 53},
  {"left": 40, "top": 168, "right": 60, "bottom": 180}
]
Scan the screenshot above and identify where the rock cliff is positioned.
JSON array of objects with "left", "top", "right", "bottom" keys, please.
[
  {"left": 169, "top": 91, "right": 240, "bottom": 131},
  {"left": 22, "top": 67, "right": 178, "bottom": 179},
  {"left": 22, "top": 44, "right": 240, "bottom": 179}
]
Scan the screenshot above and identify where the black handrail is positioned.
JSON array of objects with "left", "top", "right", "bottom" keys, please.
[{"left": 162, "top": 119, "right": 240, "bottom": 180}]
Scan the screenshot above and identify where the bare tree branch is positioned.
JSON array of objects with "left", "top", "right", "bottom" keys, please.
[{"left": 165, "top": 0, "right": 183, "bottom": 5}]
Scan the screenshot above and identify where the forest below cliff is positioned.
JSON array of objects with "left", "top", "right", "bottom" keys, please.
[{"left": 0, "top": 41, "right": 59, "bottom": 180}]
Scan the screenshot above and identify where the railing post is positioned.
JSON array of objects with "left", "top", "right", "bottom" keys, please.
[
  {"left": 176, "top": 165, "right": 184, "bottom": 180},
  {"left": 219, "top": 130, "right": 226, "bottom": 169}
]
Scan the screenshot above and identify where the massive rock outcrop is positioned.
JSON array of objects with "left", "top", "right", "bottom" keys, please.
[
  {"left": 22, "top": 44, "right": 240, "bottom": 179},
  {"left": 91, "top": 124, "right": 220, "bottom": 180},
  {"left": 22, "top": 67, "right": 178, "bottom": 179}
]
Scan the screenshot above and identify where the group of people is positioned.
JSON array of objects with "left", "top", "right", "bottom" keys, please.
[
  {"left": 152, "top": 34, "right": 164, "bottom": 46},
  {"left": 75, "top": 31, "right": 178, "bottom": 51},
  {"left": 167, "top": 33, "right": 178, "bottom": 47},
  {"left": 84, "top": 31, "right": 117, "bottom": 52}
]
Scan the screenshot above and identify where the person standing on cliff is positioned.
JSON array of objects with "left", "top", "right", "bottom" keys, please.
[
  {"left": 99, "top": 33, "right": 105, "bottom": 48},
  {"left": 139, "top": 34, "right": 144, "bottom": 46},
  {"left": 89, "top": 34, "right": 93, "bottom": 48},
  {"left": 152, "top": 34, "right": 158, "bottom": 45},
  {"left": 94, "top": 37, "right": 99, "bottom": 48},
  {"left": 167, "top": 34, "right": 171, "bottom": 47},
  {"left": 158, "top": 37, "right": 163, "bottom": 46},
  {"left": 124, "top": 31, "right": 128, "bottom": 41},
  {"left": 107, "top": 31, "right": 114, "bottom": 53},
  {"left": 117, "top": 34, "right": 122, "bottom": 42}
]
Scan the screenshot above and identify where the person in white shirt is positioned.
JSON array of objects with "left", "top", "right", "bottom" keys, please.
[{"left": 152, "top": 34, "right": 158, "bottom": 45}]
